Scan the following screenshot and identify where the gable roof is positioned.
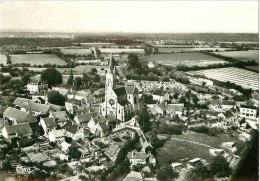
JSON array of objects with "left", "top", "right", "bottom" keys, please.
[
  {"left": 168, "top": 104, "right": 184, "bottom": 112},
  {"left": 224, "top": 110, "right": 234, "bottom": 119},
  {"left": 66, "top": 99, "right": 82, "bottom": 106},
  {"left": 75, "top": 112, "right": 99, "bottom": 124},
  {"left": 3, "top": 107, "right": 35, "bottom": 124},
  {"left": 125, "top": 85, "right": 138, "bottom": 95},
  {"left": 5, "top": 123, "right": 33, "bottom": 136},
  {"left": 50, "top": 111, "right": 69, "bottom": 122},
  {"left": 49, "top": 130, "right": 64, "bottom": 138},
  {"left": 13, "top": 97, "right": 30, "bottom": 107},
  {"left": 98, "top": 121, "right": 109, "bottom": 131},
  {"left": 113, "top": 86, "right": 126, "bottom": 96},
  {"left": 63, "top": 121, "right": 79, "bottom": 134},
  {"left": 76, "top": 90, "right": 92, "bottom": 97},
  {"left": 26, "top": 102, "right": 52, "bottom": 114},
  {"left": 42, "top": 117, "right": 56, "bottom": 127}
]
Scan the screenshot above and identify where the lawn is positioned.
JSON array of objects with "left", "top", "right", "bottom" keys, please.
[
  {"left": 60, "top": 48, "right": 92, "bottom": 55},
  {"left": 156, "top": 139, "right": 214, "bottom": 166},
  {"left": 213, "top": 50, "right": 259, "bottom": 62},
  {"left": 0, "top": 54, "right": 7, "bottom": 65},
  {"left": 139, "top": 52, "right": 228, "bottom": 67},
  {"left": 10, "top": 54, "right": 67, "bottom": 66}
]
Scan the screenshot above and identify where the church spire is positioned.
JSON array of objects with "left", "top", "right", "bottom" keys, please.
[{"left": 109, "top": 53, "right": 114, "bottom": 73}]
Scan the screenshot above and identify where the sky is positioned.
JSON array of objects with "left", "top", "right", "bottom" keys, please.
[{"left": 0, "top": 1, "right": 258, "bottom": 33}]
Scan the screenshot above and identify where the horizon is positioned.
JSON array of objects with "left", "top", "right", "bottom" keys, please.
[{"left": 0, "top": 1, "right": 258, "bottom": 34}]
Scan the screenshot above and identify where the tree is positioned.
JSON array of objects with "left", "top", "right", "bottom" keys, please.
[
  {"left": 90, "top": 68, "right": 97, "bottom": 75},
  {"left": 157, "top": 167, "right": 179, "bottom": 181},
  {"left": 41, "top": 68, "right": 62, "bottom": 87},
  {"left": 127, "top": 53, "right": 141, "bottom": 70},
  {"left": 74, "top": 77, "right": 83, "bottom": 89},
  {"left": 185, "top": 162, "right": 212, "bottom": 181},
  {"left": 137, "top": 104, "right": 151, "bottom": 133},
  {"left": 48, "top": 90, "right": 66, "bottom": 106},
  {"left": 202, "top": 81, "right": 206, "bottom": 87},
  {"left": 83, "top": 73, "right": 90, "bottom": 88},
  {"left": 67, "top": 69, "right": 74, "bottom": 85},
  {"left": 210, "top": 155, "right": 232, "bottom": 178},
  {"left": 68, "top": 146, "right": 81, "bottom": 160}
]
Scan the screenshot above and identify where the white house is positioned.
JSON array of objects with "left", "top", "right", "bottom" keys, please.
[
  {"left": 239, "top": 105, "right": 258, "bottom": 120},
  {"left": 127, "top": 151, "right": 147, "bottom": 166},
  {"left": 48, "top": 130, "right": 65, "bottom": 143},
  {"left": 2, "top": 123, "right": 33, "bottom": 141},
  {"left": 27, "top": 80, "right": 48, "bottom": 94},
  {"left": 39, "top": 117, "right": 57, "bottom": 135}
]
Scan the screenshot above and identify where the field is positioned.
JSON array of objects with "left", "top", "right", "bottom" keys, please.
[
  {"left": 187, "top": 67, "right": 259, "bottom": 90},
  {"left": 10, "top": 54, "right": 67, "bottom": 66},
  {"left": 0, "top": 54, "right": 7, "bottom": 65},
  {"left": 246, "top": 66, "right": 259, "bottom": 71},
  {"left": 158, "top": 47, "right": 231, "bottom": 53},
  {"left": 60, "top": 48, "right": 92, "bottom": 55},
  {"left": 213, "top": 50, "right": 259, "bottom": 62},
  {"left": 139, "top": 52, "right": 228, "bottom": 67},
  {"left": 157, "top": 132, "right": 245, "bottom": 166},
  {"left": 99, "top": 48, "right": 145, "bottom": 54}
]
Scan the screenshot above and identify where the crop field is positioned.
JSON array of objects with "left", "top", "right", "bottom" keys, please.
[
  {"left": 10, "top": 54, "right": 67, "bottom": 66},
  {"left": 139, "top": 52, "right": 228, "bottom": 67},
  {"left": 60, "top": 48, "right": 92, "bottom": 55},
  {"left": 0, "top": 55, "right": 7, "bottom": 65},
  {"left": 246, "top": 66, "right": 259, "bottom": 71},
  {"left": 187, "top": 67, "right": 259, "bottom": 90},
  {"left": 213, "top": 50, "right": 259, "bottom": 62},
  {"left": 158, "top": 47, "right": 231, "bottom": 53},
  {"left": 99, "top": 48, "right": 145, "bottom": 54}
]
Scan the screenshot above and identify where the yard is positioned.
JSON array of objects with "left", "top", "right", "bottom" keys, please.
[
  {"left": 213, "top": 50, "right": 259, "bottom": 62},
  {"left": 139, "top": 52, "right": 228, "bottom": 67},
  {"left": 10, "top": 54, "right": 67, "bottom": 66},
  {"left": 0, "top": 54, "right": 7, "bottom": 65}
]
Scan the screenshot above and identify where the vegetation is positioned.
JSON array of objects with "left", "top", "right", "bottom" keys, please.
[
  {"left": 47, "top": 90, "right": 67, "bottom": 106},
  {"left": 41, "top": 68, "right": 62, "bottom": 87}
]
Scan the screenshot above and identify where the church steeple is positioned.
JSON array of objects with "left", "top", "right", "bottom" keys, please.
[
  {"left": 109, "top": 53, "right": 115, "bottom": 73},
  {"left": 106, "top": 53, "right": 115, "bottom": 89}
]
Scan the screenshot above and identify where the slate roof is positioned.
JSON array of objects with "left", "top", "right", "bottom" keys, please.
[
  {"left": 113, "top": 86, "right": 127, "bottom": 96},
  {"left": 26, "top": 102, "right": 52, "bottom": 114},
  {"left": 224, "top": 110, "right": 234, "bottom": 119},
  {"left": 76, "top": 90, "right": 92, "bottom": 97},
  {"left": 5, "top": 123, "right": 33, "bottom": 136},
  {"left": 3, "top": 107, "right": 35, "bottom": 124},
  {"left": 51, "top": 111, "right": 69, "bottom": 123},
  {"left": 75, "top": 112, "right": 99, "bottom": 124},
  {"left": 42, "top": 117, "right": 56, "bottom": 127},
  {"left": 127, "top": 151, "right": 147, "bottom": 160},
  {"left": 99, "top": 121, "right": 109, "bottom": 131},
  {"left": 168, "top": 104, "right": 184, "bottom": 112},
  {"left": 63, "top": 121, "right": 79, "bottom": 134},
  {"left": 50, "top": 130, "right": 65, "bottom": 138},
  {"left": 125, "top": 85, "right": 137, "bottom": 94}
]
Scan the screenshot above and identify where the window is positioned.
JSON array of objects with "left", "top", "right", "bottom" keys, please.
[
  {"left": 103, "top": 108, "right": 105, "bottom": 111},
  {"left": 119, "top": 110, "right": 120, "bottom": 114},
  {"left": 251, "top": 110, "right": 253, "bottom": 112},
  {"left": 250, "top": 114, "right": 253, "bottom": 116},
  {"left": 129, "top": 95, "right": 131, "bottom": 99}
]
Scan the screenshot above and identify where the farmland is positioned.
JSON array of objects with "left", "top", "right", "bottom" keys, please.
[
  {"left": 60, "top": 48, "right": 92, "bottom": 55},
  {"left": 213, "top": 50, "right": 259, "bottom": 62},
  {"left": 0, "top": 54, "right": 7, "bottom": 65},
  {"left": 99, "top": 48, "right": 145, "bottom": 54},
  {"left": 10, "top": 54, "right": 67, "bottom": 66},
  {"left": 187, "top": 67, "right": 259, "bottom": 90},
  {"left": 158, "top": 47, "right": 232, "bottom": 53},
  {"left": 139, "top": 52, "right": 228, "bottom": 67}
]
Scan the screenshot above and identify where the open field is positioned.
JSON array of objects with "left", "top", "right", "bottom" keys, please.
[
  {"left": 157, "top": 139, "right": 214, "bottom": 166},
  {"left": 158, "top": 47, "right": 232, "bottom": 53},
  {"left": 187, "top": 67, "right": 259, "bottom": 90},
  {"left": 213, "top": 50, "right": 259, "bottom": 62},
  {"left": 139, "top": 52, "right": 228, "bottom": 67},
  {"left": 0, "top": 54, "right": 7, "bottom": 65},
  {"left": 157, "top": 132, "right": 245, "bottom": 167},
  {"left": 99, "top": 48, "right": 145, "bottom": 54},
  {"left": 10, "top": 54, "right": 67, "bottom": 66},
  {"left": 60, "top": 48, "right": 92, "bottom": 55}
]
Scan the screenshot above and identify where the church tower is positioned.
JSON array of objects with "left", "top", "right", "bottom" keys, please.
[{"left": 105, "top": 53, "right": 115, "bottom": 90}]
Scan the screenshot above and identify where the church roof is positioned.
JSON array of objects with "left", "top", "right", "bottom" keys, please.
[{"left": 113, "top": 86, "right": 126, "bottom": 96}]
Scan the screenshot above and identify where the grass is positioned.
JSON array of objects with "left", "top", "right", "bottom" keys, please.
[
  {"left": 0, "top": 54, "right": 7, "bottom": 65},
  {"left": 10, "top": 54, "right": 67, "bottom": 66},
  {"left": 158, "top": 47, "right": 231, "bottom": 53},
  {"left": 213, "top": 50, "right": 259, "bottom": 62},
  {"left": 99, "top": 48, "right": 145, "bottom": 54},
  {"left": 245, "top": 66, "right": 259, "bottom": 71},
  {"left": 157, "top": 139, "right": 214, "bottom": 166},
  {"left": 60, "top": 48, "right": 92, "bottom": 55},
  {"left": 139, "top": 52, "right": 228, "bottom": 67}
]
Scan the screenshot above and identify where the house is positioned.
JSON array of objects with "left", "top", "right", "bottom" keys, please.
[
  {"left": 152, "top": 89, "right": 169, "bottom": 103},
  {"left": 187, "top": 158, "right": 202, "bottom": 168},
  {"left": 167, "top": 104, "right": 184, "bottom": 116},
  {"left": 74, "top": 112, "right": 99, "bottom": 127},
  {"left": 63, "top": 121, "right": 84, "bottom": 140},
  {"left": 22, "top": 102, "right": 54, "bottom": 116},
  {"left": 65, "top": 99, "right": 82, "bottom": 114},
  {"left": 147, "top": 153, "right": 156, "bottom": 166},
  {"left": 221, "top": 110, "right": 236, "bottom": 123},
  {"left": 39, "top": 117, "right": 57, "bottom": 135},
  {"left": 239, "top": 105, "right": 258, "bottom": 120},
  {"left": 2, "top": 123, "right": 33, "bottom": 141},
  {"left": 13, "top": 97, "right": 31, "bottom": 108},
  {"left": 49, "top": 111, "right": 70, "bottom": 127},
  {"left": 60, "top": 141, "right": 71, "bottom": 153},
  {"left": 48, "top": 130, "right": 65, "bottom": 143},
  {"left": 3, "top": 107, "right": 35, "bottom": 124},
  {"left": 27, "top": 80, "right": 48, "bottom": 94},
  {"left": 52, "top": 87, "right": 69, "bottom": 96},
  {"left": 88, "top": 118, "right": 109, "bottom": 137},
  {"left": 148, "top": 62, "right": 155, "bottom": 69},
  {"left": 127, "top": 150, "right": 147, "bottom": 166},
  {"left": 75, "top": 90, "right": 94, "bottom": 104},
  {"left": 186, "top": 119, "right": 206, "bottom": 128},
  {"left": 171, "top": 162, "right": 183, "bottom": 172},
  {"left": 210, "top": 100, "right": 236, "bottom": 110},
  {"left": 123, "top": 171, "right": 143, "bottom": 181}
]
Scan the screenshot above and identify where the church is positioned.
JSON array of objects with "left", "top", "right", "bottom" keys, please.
[{"left": 100, "top": 54, "right": 139, "bottom": 122}]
